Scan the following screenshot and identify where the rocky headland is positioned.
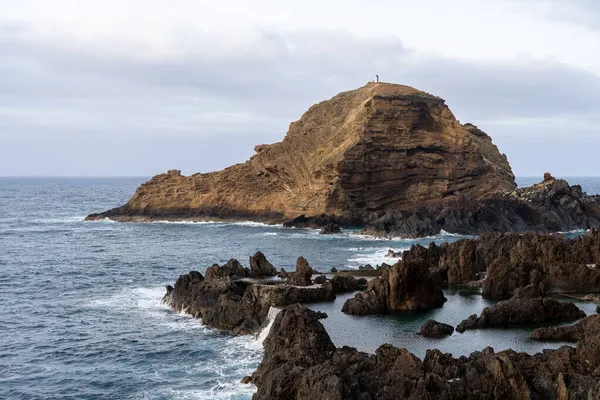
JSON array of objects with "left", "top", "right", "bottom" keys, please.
[{"left": 85, "top": 82, "right": 600, "bottom": 237}]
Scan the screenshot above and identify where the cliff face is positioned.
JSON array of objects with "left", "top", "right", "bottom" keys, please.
[{"left": 87, "top": 82, "right": 515, "bottom": 222}]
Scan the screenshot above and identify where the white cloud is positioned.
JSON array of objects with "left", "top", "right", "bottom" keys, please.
[{"left": 0, "top": 0, "right": 599, "bottom": 176}]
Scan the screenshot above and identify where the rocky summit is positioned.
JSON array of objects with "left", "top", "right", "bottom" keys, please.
[{"left": 86, "top": 82, "right": 515, "bottom": 225}]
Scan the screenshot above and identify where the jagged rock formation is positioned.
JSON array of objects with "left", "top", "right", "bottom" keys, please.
[
  {"left": 249, "top": 304, "right": 600, "bottom": 399},
  {"left": 161, "top": 255, "right": 365, "bottom": 334},
  {"left": 286, "top": 257, "right": 314, "bottom": 286},
  {"left": 531, "top": 314, "right": 600, "bottom": 342},
  {"left": 342, "top": 260, "right": 446, "bottom": 315},
  {"left": 456, "top": 288, "right": 586, "bottom": 333},
  {"left": 204, "top": 252, "right": 277, "bottom": 281},
  {"left": 362, "top": 177, "right": 600, "bottom": 237},
  {"left": 399, "top": 229, "right": 600, "bottom": 298},
  {"left": 86, "top": 82, "right": 515, "bottom": 226},
  {"left": 419, "top": 319, "right": 454, "bottom": 338}
]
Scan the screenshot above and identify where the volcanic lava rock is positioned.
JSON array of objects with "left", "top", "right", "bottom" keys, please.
[
  {"left": 363, "top": 177, "right": 600, "bottom": 238},
  {"left": 319, "top": 223, "right": 341, "bottom": 234},
  {"left": 86, "top": 83, "right": 515, "bottom": 229},
  {"left": 456, "top": 290, "right": 586, "bottom": 333},
  {"left": 386, "top": 249, "right": 402, "bottom": 258},
  {"left": 248, "top": 251, "right": 277, "bottom": 277},
  {"left": 248, "top": 304, "right": 600, "bottom": 399},
  {"left": 342, "top": 260, "right": 446, "bottom": 315},
  {"left": 162, "top": 267, "right": 336, "bottom": 334},
  {"left": 312, "top": 275, "right": 327, "bottom": 285},
  {"left": 419, "top": 319, "right": 454, "bottom": 338},
  {"left": 287, "top": 257, "right": 314, "bottom": 286},
  {"left": 205, "top": 259, "right": 247, "bottom": 281},
  {"left": 397, "top": 229, "right": 600, "bottom": 298},
  {"left": 531, "top": 314, "right": 600, "bottom": 342}
]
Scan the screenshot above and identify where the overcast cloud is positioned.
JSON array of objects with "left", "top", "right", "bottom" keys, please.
[{"left": 0, "top": 0, "right": 599, "bottom": 177}]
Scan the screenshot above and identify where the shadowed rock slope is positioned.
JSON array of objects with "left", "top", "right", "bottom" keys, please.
[{"left": 86, "top": 82, "right": 515, "bottom": 223}]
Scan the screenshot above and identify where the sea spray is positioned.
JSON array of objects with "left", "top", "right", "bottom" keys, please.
[{"left": 256, "top": 306, "right": 282, "bottom": 344}]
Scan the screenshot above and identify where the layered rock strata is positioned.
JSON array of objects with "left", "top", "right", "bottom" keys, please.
[{"left": 86, "top": 83, "right": 516, "bottom": 228}]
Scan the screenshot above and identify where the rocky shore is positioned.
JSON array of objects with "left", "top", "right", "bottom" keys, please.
[
  {"left": 248, "top": 304, "right": 600, "bottom": 399},
  {"left": 161, "top": 254, "right": 367, "bottom": 334},
  {"left": 159, "top": 241, "right": 600, "bottom": 398},
  {"left": 398, "top": 228, "right": 600, "bottom": 298}
]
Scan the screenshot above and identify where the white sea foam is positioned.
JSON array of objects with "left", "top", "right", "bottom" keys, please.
[
  {"left": 347, "top": 247, "right": 408, "bottom": 267},
  {"left": 255, "top": 306, "right": 282, "bottom": 344},
  {"left": 31, "top": 216, "right": 86, "bottom": 224},
  {"left": 558, "top": 229, "right": 588, "bottom": 235},
  {"left": 145, "top": 220, "right": 282, "bottom": 229}
]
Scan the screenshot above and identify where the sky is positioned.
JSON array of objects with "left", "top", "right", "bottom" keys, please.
[{"left": 0, "top": 0, "right": 599, "bottom": 177}]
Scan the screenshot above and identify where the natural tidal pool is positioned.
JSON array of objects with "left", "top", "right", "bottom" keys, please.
[
  {"left": 310, "top": 289, "right": 599, "bottom": 358},
  {"left": 1, "top": 177, "right": 599, "bottom": 399}
]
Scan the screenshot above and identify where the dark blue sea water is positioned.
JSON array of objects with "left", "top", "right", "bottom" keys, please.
[{"left": 1, "top": 176, "right": 599, "bottom": 399}]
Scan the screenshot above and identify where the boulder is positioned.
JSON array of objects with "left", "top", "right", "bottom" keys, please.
[
  {"left": 359, "top": 264, "right": 374, "bottom": 270},
  {"left": 328, "top": 275, "right": 361, "bottom": 294},
  {"left": 419, "top": 319, "right": 454, "bottom": 338},
  {"left": 319, "top": 223, "right": 341, "bottom": 234},
  {"left": 312, "top": 275, "right": 327, "bottom": 285},
  {"left": 330, "top": 267, "right": 338, "bottom": 273},
  {"left": 248, "top": 251, "right": 277, "bottom": 277},
  {"left": 342, "top": 260, "right": 446, "bottom": 315},
  {"left": 286, "top": 257, "right": 314, "bottom": 286},
  {"left": 205, "top": 259, "right": 247, "bottom": 281}
]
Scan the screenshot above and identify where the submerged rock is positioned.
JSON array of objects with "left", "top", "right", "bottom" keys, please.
[
  {"left": 342, "top": 260, "right": 446, "bottom": 315},
  {"left": 248, "top": 304, "right": 600, "bottom": 399},
  {"left": 419, "top": 319, "right": 454, "bottom": 338}
]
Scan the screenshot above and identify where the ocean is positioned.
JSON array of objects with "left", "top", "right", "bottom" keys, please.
[{"left": 1, "top": 176, "right": 599, "bottom": 399}]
